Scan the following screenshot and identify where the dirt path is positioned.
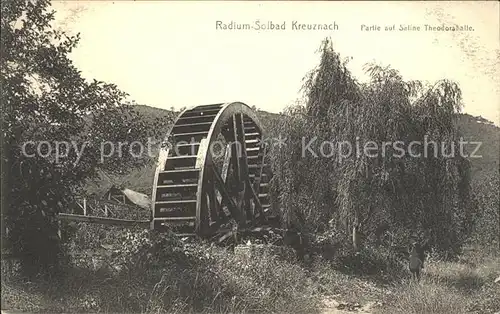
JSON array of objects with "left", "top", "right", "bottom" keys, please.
[{"left": 321, "top": 298, "right": 378, "bottom": 314}]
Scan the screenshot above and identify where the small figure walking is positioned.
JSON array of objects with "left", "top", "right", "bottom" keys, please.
[{"left": 409, "top": 242, "right": 425, "bottom": 282}]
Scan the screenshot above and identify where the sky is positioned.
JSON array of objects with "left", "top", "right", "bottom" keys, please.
[{"left": 51, "top": 1, "right": 499, "bottom": 125}]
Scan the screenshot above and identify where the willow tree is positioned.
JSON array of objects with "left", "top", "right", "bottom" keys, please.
[
  {"left": 269, "top": 39, "right": 361, "bottom": 234},
  {"left": 270, "top": 38, "right": 474, "bottom": 256}
]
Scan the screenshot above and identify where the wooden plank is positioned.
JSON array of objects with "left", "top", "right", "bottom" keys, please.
[
  {"left": 195, "top": 138, "right": 209, "bottom": 169},
  {"left": 57, "top": 213, "right": 150, "bottom": 228},
  {"left": 151, "top": 147, "right": 170, "bottom": 229},
  {"left": 215, "top": 144, "right": 232, "bottom": 221},
  {"left": 181, "top": 108, "right": 220, "bottom": 117}
]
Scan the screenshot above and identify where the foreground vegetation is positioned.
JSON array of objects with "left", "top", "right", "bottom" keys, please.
[{"left": 2, "top": 228, "right": 499, "bottom": 313}]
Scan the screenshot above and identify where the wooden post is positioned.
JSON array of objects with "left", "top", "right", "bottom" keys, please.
[
  {"left": 195, "top": 138, "right": 210, "bottom": 234},
  {"left": 105, "top": 205, "right": 108, "bottom": 217},
  {"left": 57, "top": 220, "right": 62, "bottom": 239},
  {"left": 83, "top": 198, "right": 87, "bottom": 216}
]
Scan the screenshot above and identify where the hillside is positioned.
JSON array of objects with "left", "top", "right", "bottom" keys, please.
[{"left": 84, "top": 106, "right": 498, "bottom": 197}]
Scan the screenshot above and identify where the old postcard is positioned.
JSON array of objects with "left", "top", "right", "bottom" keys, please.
[{"left": 1, "top": 1, "right": 499, "bottom": 313}]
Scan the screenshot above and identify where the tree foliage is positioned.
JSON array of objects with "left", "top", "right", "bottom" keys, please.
[
  {"left": 269, "top": 38, "right": 475, "bottom": 256},
  {"left": 470, "top": 170, "right": 500, "bottom": 248},
  {"left": 1, "top": 0, "right": 169, "bottom": 276}
]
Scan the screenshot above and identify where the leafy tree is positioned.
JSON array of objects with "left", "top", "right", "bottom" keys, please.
[{"left": 1, "top": 0, "right": 169, "bottom": 276}]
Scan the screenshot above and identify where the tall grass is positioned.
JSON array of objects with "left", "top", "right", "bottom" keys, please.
[
  {"left": 2, "top": 229, "right": 321, "bottom": 313},
  {"left": 376, "top": 249, "right": 500, "bottom": 314},
  {"left": 2, "top": 230, "right": 499, "bottom": 314}
]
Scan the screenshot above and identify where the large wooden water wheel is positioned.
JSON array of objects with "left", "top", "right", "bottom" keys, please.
[{"left": 151, "top": 102, "right": 276, "bottom": 237}]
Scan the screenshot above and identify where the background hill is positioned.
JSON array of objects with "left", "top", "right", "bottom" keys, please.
[
  {"left": 457, "top": 113, "right": 499, "bottom": 178},
  {"left": 82, "top": 104, "right": 176, "bottom": 196},
  {"left": 84, "top": 105, "right": 498, "bottom": 198}
]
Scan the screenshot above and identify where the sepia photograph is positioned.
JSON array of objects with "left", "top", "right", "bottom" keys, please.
[{"left": 1, "top": 1, "right": 499, "bottom": 313}]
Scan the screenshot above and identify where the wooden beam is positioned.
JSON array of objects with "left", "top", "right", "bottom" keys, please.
[
  {"left": 209, "top": 174, "right": 227, "bottom": 225},
  {"left": 57, "top": 220, "right": 62, "bottom": 239},
  {"left": 207, "top": 176, "right": 219, "bottom": 228},
  {"left": 107, "top": 205, "right": 114, "bottom": 217},
  {"left": 221, "top": 144, "right": 231, "bottom": 185},
  {"left": 217, "top": 230, "right": 234, "bottom": 243},
  {"left": 211, "top": 164, "right": 245, "bottom": 227},
  {"left": 57, "top": 213, "right": 150, "bottom": 228},
  {"left": 217, "top": 144, "right": 232, "bottom": 219},
  {"left": 231, "top": 115, "right": 241, "bottom": 187}
]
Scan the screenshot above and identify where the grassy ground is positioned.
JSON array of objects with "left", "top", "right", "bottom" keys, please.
[
  {"left": 375, "top": 248, "right": 500, "bottom": 314},
  {"left": 1, "top": 230, "right": 499, "bottom": 314}
]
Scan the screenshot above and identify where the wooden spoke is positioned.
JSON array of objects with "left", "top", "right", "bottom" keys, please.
[
  {"left": 230, "top": 115, "right": 242, "bottom": 189},
  {"left": 211, "top": 163, "right": 245, "bottom": 226}
]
